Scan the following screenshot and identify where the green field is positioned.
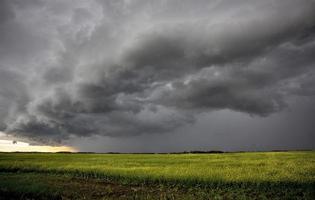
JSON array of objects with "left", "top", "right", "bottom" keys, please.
[{"left": 0, "top": 151, "right": 314, "bottom": 199}]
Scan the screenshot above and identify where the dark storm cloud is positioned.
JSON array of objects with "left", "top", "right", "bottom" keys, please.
[
  {"left": 0, "top": 0, "right": 315, "bottom": 144},
  {"left": 150, "top": 41, "right": 315, "bottom": 115},
  {"left": 0, "top": 68, "right": 29, "bottom": 132},
  {"left": 0, "top": 0, "right": 14, "bottom": 23}
]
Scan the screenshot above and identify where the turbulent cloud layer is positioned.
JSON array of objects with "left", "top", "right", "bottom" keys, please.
[{"left": 1, "top": 0, "right": 315, "bottom": 144}]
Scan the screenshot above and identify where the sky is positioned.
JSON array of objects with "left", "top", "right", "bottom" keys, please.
[
  {"left": 0, "top": 131, "right": 76, "bottom": 152},
  {"left": 0, "top": 0, "right": 314, "bottom": 152}
]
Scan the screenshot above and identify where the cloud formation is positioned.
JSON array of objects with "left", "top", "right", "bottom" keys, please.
[{"left": 0, "top": 0, "right": 315, "bottom": 144}]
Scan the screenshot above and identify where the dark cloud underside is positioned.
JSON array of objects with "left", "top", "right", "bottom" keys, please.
[{"left": 0, "top": 0, "right": 315, "bottom": 145}]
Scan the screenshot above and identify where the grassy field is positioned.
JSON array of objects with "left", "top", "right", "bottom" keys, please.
[{"left": 0, "top": 151, "right": 314, "bottom": 199}]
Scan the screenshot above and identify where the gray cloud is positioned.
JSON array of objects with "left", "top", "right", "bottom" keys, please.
[{"left": 0, "top": 0, "right": 315, "bottom": 145}]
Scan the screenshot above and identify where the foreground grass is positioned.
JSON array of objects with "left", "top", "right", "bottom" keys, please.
[
  {"left": 0, "top": 151, "right": 314, "bottom": 199},
  {"left": 1, "top": 172, "right": 313, "bottom": 200}
]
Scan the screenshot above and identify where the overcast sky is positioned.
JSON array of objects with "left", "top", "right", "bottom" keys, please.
[{"left": 0, "top": 0, "right": 314, "bottom": 152}]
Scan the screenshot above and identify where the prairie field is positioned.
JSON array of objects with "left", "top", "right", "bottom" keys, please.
[{"left": 0, "top": 151, "right": 314, "bottom": 199}]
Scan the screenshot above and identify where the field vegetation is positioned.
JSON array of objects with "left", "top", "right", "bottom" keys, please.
[{"left": 0, "top": 151, "right": 314, "bottom": 199}]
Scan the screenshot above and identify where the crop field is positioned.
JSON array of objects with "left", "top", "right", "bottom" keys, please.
[{"left": 0, "top": 151, "right": 314, "bottom": 199}]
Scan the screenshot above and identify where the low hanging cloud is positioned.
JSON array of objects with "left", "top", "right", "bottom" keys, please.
[{"left": 0, "top": 0, "right": 315, "bottom": 144}]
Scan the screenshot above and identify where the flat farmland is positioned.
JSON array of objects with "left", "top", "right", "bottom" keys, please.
[{"left": 0, "top": 151, "right": 314, "bottom": 199}]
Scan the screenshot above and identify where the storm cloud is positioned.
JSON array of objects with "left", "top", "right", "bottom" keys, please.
[{"left": 0, "top": 0, "right": 315, "bottom": 145}]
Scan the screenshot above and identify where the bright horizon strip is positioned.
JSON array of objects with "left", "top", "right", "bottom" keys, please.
[{"left": 0, "top": 139, "right": 77, "bottom": 152}]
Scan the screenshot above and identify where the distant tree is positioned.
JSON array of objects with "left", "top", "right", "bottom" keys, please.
[{"left": 12, "top": 140, "right": 17, "bottom": 144}]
